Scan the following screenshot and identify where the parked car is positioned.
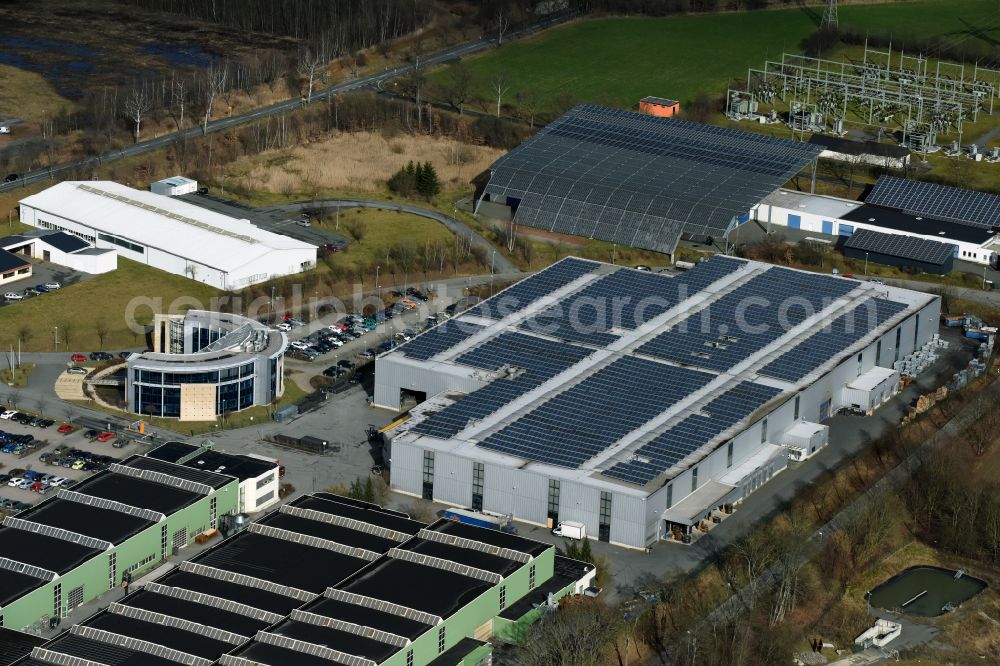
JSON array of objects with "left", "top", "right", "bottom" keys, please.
[
  {"left": 337, "top": 359, "right": 356, "bottom": 369},
  {"left": 57, "top": 424, "right": 73, "bottom": 434},
  {"left": 95, "top": 432, "right": 114, "bottom": 442},
  {"left": 6, "top": 477, "right": 23, "bottom": 487},
  {"left": 3, "top": 292, "right": 23, "bottom": 301},
  {"left": 83, "top": 429, "right": 99, "bottom": 439},
  {"left": 71, "top": 353, "right": 87, "bottom": 362},
  {"left": 43, "top": 282, "right": 61, "bottom": 290},
  {"left": 89, "top": 352, "right": 113, "bottom": 361},
  {"left": 34, "top": 285, "right": 49, "bottom": 293},
  {"left": 276, "top": 322, "right": 292, "bottom": 332},
  {"left": 3, "top": 174, "right": 18, "bottom": 183},
  {"left": 66, "top": 366, "right": 87, "bottom": 375},
  {"left": 0, "top": 411, "right": 16, "bottom": 420}
]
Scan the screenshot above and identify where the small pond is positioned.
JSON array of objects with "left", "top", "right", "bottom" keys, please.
[{"left": 867, "top": 566, "right": 987, "bottom": 617}]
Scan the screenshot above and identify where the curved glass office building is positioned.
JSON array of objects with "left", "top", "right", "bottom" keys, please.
[{"left": 127, "top": 311, "right": 286, "bottom": 420}]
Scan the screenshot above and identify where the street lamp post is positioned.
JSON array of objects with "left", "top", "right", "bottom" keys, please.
[
  {"left": 53, "top": 326, "right": 58, "bottom": 351},
  {"left": 375, "top": 265, "right": 382, "bottom": 301},
  {"left": 864, "top": 252, "right": 869, "bottom": 276}
]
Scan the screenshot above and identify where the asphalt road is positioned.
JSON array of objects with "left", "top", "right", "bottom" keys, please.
[{"left": 0, "top": 10, "right": 579, "bottom": 195}]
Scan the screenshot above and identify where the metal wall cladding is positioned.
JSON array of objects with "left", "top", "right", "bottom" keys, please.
[
  {"left": 374, "top": 357, "right": 486, "bottom": 410},
  {"left": 389, "top": 439, "right": 423, "bottom": 496},
  {"left": 482, "top": 464, "right": 549, "bottom": 527},
  {"left": 431, "top": 450, "right": 474, "bottom": 508}
]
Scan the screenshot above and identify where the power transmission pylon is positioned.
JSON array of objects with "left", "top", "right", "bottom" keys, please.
[{"left": 821, "top": 0, "right": 839, "bottom": 29}]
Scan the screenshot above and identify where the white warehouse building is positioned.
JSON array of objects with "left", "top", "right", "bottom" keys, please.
[
  {"left": 749, "top": 176, "right": 1000, "bottom": 267},
  {"left": 376, "top": 256, "right": 940, "bottom": 549},
  {"left": 18, "top": 181, "right": 317, "bottom": 290}
]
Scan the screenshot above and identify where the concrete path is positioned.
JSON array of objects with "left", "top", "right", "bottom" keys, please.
[{"left": 268, "top": 199, "right": 520, "bottom": 275}]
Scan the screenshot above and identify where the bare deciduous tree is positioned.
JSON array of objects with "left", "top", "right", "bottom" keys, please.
[
  {"left": 492, "top": 70, "right": 510, "bottom": 118},
  {"left": 496, "top": 6, "right": 510, "bottom": 45},
  {"left": 203, "top": 63, "right": 229, "bottom": 134},
  {"left": 171, "top": 74, "right": 188, "bottom": 130},
  {"left": 123, "top": 83, "right": 152, "bottom": 143},
  {"left": 297, "top": 40, "right": 329, "bottom": 105},
  {"left": 95, "top": 320, "right": 109, "bottom": 349},
  {"left": 440, "top": 62, "right": 474, "bottom": 115}
]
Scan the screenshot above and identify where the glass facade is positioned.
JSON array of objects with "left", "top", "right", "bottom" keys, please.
[{"left": 132, "top": 361, "right": 257, "bottom": 417}]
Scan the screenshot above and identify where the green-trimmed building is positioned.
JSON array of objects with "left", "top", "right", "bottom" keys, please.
[
  {"left": 11, "top": 492, "right": 594, "bottom": 666},
  {"left": 0, "top": 455, "right": 237, "bottom": 632}
]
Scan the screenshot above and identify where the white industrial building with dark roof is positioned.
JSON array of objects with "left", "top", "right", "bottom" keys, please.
[
  {"left": 377, "top": 256, "right": 940, "bottom": 549},
  {"left": 18, "top": 181, "right": 316, "bottom": 290}
]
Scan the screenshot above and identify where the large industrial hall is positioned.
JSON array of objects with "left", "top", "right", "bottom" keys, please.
[
  {"left": 5, "top": 492, "right": 594, "bottom": 666},
  {"left": 475, "top": 104, "right": 824, "bottom": 255},
  {"left": 17, "top": 181, "right": 317, "bottom": 290},
  {"left": 377, "top": 256, "right": 940, "bottom": 549}
]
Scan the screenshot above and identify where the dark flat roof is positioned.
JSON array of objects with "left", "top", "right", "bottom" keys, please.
[
  {"left": 0, "top": 250, "right": 28, "bottom": 274},
  {"left": 0, "top": 527, "right": 102, "bottom": 574},
  {"left": 0, "top": 628, "right": 45, "bottom": 666},
  {"left": 156, "top": 570, "right": 303, "bottom": 615},
  {"left": 194, "top": 532, "right": 369, "bottom": 593},
  {"left": 83, "top": 612, "right": 233, "bottom": 660},
  {"left": 301, "top": 596, "right": 431, "bottom": 640},
  {"left": 259, "top": 513, "right": 399, "bottom": 554},
  {"left": 270, "top": 620, "right": 399, "bottom": 662},
  {"left": 18, "top": 498, "right": 155, "bottom": 545},
  {"left": 123, "top": 455, "right": 234, "bottom": 489},
  {"left": 147, "top": 442, "right": 277, "bottom": 480},
  {"left": 72, "top": 471, "right": 202, "bottom": 515},
  {"left": 146, "top": 441, "right": 197, "bottom": 462},
  {"left": 428, "top": 519, "right": 550, "bottom": 557},
  {"left": 841, "top": 204, "right": 995, "bottom": 245},
  {"left": 337, "top": 558, "right": 492, "bottom": 618},
  {"left": 400, "top": 539, "right": 521, "bottom": 576},
  {"left": 120, "top": 590, "right": 272, "bottom": 637},
  {"left": 232, "top": 641, "right": 345, "bottom": 666},
  {"left": 641, "top": 96, "right": 679, "bottom": 106},
  {"left": 499, "top": 566, "right": 581, "bottom": 621},
  {"left": 0, "top": 236, "right": 32, "bottom": 249},
  {"left": 427, "top": 637, "right": 488, "bottom": 666},
  {"left": 311, "top": 492, "right": 412, "bottom": 518},
  {"left": 292, "top": 495, "right": 424, "bottom": 535},
  {"left": 39, "top": 231, "right": 89, "bottom": 253},
  {"left": 809, "top": 134, "right": 909, "bottom": 159},
  {"left": 0, "top": 569, "right": 47, "bottom": 607},
  {"left": 37, "top": 634, "right": 179, "bottom": 666}
]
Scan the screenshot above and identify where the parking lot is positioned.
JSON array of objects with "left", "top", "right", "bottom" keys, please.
[
  {"left": 0, "top": 257, "right": 97, "bottom": 309},
  {"left": 0, "top": 416, "right": 151, "bottom": 508}
]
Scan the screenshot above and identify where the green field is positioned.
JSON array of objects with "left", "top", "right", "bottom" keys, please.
[
  {"left": 427, "top": 0, "right": 1000, "bottom": 117},
  {"left": 0, "top": 258, "right": 222, "bottom": 353}
]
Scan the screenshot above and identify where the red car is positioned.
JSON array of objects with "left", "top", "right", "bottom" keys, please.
[
  {"left": 70, "top": 353, "right": 86, "bottom": 362},
  {"left": 57, "top": 424, "right": 72, "bottom": 434},
  {"left": 95, "top": 432, "right": 115, "bottom": 442}
]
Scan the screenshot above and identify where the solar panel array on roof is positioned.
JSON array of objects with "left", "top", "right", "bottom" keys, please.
[
  {"left": 866, "top": 176, "right": 1000, "bottom": 228},
  {"left": 481, "top": 104, "right": 823, "bottom": 254},
  {"left": 519, "top": 257, "right": 747, "bottom": 344},
  {"left": 478, "top": 356, "right": 714, "bottom": 468},
  {"left": 843, "top": 228, "right": 954, "bottom": 266},
  {"left": 397, "top": 319, "right": 484, "bottom": 360},
  {"left": 603, "top": 381, "right": 782, "bottom": 485},
  {"left": 410, "top": 332, "right": 594, "bottom": 440},
  {"left": 758, "top": 297, "right": 908, "bottom": 382},
  {"left": 637, "top": 267, "right": 856, "bottom": 371},
  {"left": 465, "top": 257, "right": 598, "bottom": 319}
]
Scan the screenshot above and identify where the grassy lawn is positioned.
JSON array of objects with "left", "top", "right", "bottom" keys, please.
[
  {"left": 0, "top": 64, "right": 74, "bottom": 124},
  {"left": 76, "top": 373, "right": 309, "bottom": 435},
  {"left": 0, "top": 257, "right": 222, "bottom": 352},
  {"left": 0, "top": 364, "right": 34, "bottom": 387},
  {"left": 426, "top": 1, "right": 998, "bottom": 115}
]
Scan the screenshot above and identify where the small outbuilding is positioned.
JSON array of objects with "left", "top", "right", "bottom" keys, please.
[
  {"left": 639, "top": 96, "right": 680, "bottom": 118},
  {"left": 150, "top": 175, "right": 198, "bottom": 196},
  {"left": 0, "top": 248, "right": 31, "bottom": 287}
]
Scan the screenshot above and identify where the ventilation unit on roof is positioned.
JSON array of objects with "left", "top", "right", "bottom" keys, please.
[
  {"left": 720, "top": 334, "right": 740, "bottom": 343},
  {"left": 705, "top": 341, "right": 728, "bottom": 349},
  {"left": 692, "top": 351, "right": 711, "bottom": 359}
]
